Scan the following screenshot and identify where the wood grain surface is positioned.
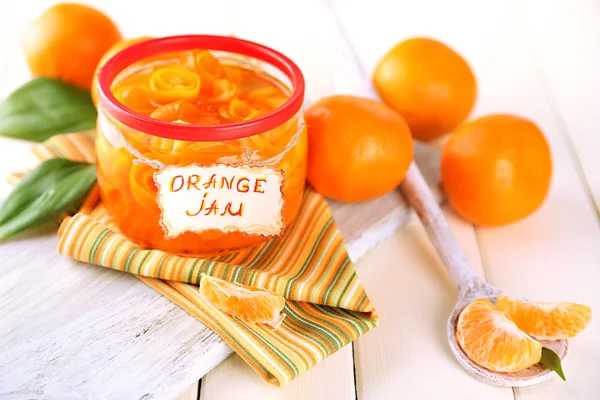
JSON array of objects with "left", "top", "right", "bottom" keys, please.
[
  {"left": 0, "top": 1, "right": 440, "bottom": 397},
  {"left": 1, "top": 0, "right": 600, "bottom": 399}
]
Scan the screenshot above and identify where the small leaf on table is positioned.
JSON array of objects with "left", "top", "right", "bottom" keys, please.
[
  {"left": 540, "top": 347, "right": 566, "bottom": 381},
  {"left": 0, "top": 77, "right": 97, "bottom": 142},
  {"left": 0, "top": 158, "right": 97, "bottom": 239}
]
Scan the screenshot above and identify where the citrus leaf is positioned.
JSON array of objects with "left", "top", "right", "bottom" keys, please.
[
  {"left": 0, "top": 158, "right": 96, "bottom": 239},
  {"left": 540, "top": 347, "right": 566, "bottom": 381},
  {"left": 0, "top": 77, "right": 97, "bottom": 142}
]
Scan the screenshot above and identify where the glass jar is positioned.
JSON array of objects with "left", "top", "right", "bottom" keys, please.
[{"left": 95, "top": 35, "right": 307, "bottom": 255}]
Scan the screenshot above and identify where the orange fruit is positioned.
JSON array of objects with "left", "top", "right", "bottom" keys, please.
[
  {"left": 441, "top": 114, "right": 552, "bottom": 226},
  {"left": 91, "top": 36, "right": 153, "bottom": 107},
  {"left": 373, "top": 38, "right": 476, "bottom": 141},
  {"left": 23, "top": 3, "right": 122, "bottom": 89},
  {"left": 199, "top": 274, "right": 286, "bottom": 329},
  {"left": 305, "top": 95, "right": 413, "bottom": 202},
  {"left": 457, "top": 298, "right": 542, "bottom": 372},
  {"left": 497, "top": 294, "right": 592, "bottom": 340}
]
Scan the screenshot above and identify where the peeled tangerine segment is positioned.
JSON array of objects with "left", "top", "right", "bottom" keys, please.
[
  {"left": 497, "top": 294, "right": 592, "bottom": 340},
  {"left": 457, "top": 298, "right": 542, "bottom": 372},
  {"left": 199, "top": 274, "right": 286, "bottom": 329},
  {"left": 149, "top": 66, "right": 201, "bottom": 103}
]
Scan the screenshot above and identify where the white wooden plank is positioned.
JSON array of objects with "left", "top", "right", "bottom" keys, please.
[
  {"left": 3, "top": 1, "right": 597, "bottom": 399},
  {"left": 201, "top": 0, "right": 357, "bottom": 397},
  {"left": 333, "top": 0, "right": 600, "bottom": 399},
  {"left": 177, "top": 381, "right": 199, "bottom": 400},
  {"left": 353, "top": 212, "right": 511, "bottom": 399},
  {"left": 470, "top": 1, "right": 600, "bottom": 399},
  {"left": 0, "top": 2, "right": 238, "bottom": 399},
  {"left": 201, "top": 347, "right": 356, "bottom": 400},
  {"left": 314, "top": 0, "right": 508, "bottom": 398},
  {"left": 0, "top": 232, "right": 233, "bottom": 400},
  {"left": 0, "top": 1, "right": 443, "bottom": 398},
  {"left": 520, "top": 0, "right": 600, "bottom": 212}
]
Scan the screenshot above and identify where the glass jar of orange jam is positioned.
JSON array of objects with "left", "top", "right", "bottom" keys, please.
[{"left": 95, "top": 35, "right": 307, "bottom": 255}]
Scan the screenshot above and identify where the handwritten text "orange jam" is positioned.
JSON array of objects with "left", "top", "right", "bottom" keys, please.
[
  {"left": 154, "top": 165, "right": 284, "bottom": 238},
  {"left": 167, "top": 173, "right": 268, "bottom": 217}
]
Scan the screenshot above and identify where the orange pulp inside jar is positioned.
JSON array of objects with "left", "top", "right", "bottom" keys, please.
[{"left": 95, "top": 38, "right": 307, "bottom": 255}]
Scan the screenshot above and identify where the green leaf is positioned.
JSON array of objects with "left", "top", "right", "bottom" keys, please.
[
  {"left": 540, "top": 347, "right": 566, "bottom": 381},
  {"left": 0, "top": 77, "right": 97, "bottom": 142},
  {"left": 0, "top": 158, "right": 96, "bottom": 239}
]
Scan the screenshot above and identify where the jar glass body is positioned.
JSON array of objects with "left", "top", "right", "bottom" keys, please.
[{"left": 95, "top": 39, "right": 307, "bottom": 255}]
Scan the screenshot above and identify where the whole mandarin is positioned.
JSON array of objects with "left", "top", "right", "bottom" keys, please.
[
  {"left": 441, "top": 114, "right": 552, "bottom": 225},
  {"left": 23, "top": 3, "right": 122, "bottom": 89},
  {"left": 92, "top": 36, "right": 154, "bottom": 107},
  {"left": 305, "top": 95, "right": 413, "bottom": 202},
  {"left": 373, "top": 38, "right": 476, "bottom": 141}
]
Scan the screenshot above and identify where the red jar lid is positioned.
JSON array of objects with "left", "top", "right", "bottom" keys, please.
[{"left": 98, "top": 35, "right": 305, "bottom": 141}]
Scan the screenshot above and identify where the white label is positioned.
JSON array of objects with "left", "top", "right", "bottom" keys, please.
[{"left": 154, "top": 164, "right": 284, "bottom": 239}]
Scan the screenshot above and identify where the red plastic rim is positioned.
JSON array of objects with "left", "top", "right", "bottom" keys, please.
[{"left": 98, "top": 35, "right": 305, "bottom": 141}]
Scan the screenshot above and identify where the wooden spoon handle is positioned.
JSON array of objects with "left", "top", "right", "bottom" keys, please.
[{"left": 399, "top": 162, "right": 482, "bottom": 293}]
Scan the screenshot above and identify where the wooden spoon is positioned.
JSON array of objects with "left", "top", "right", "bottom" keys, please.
[{"left": 399, "top": 162, "right": 569, "bottom": 386}]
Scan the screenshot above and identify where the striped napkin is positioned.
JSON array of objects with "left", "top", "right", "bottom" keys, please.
[{"left": 21, "top": 132, "right": 378, "bottom": 387}]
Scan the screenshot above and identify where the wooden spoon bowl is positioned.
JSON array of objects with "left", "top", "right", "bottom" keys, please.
[{"left": 400, "top": 162, "right": 569, "bottom": 387}]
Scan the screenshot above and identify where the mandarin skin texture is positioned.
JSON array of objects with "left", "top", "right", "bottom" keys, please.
[
  {"left": 23, "top": 3, "right": 122, "bottom": 89},
  {"left": 441, "top": 114, "right": 552, "bottom": 226},
  {"left": 305, "top": 95, "right": 413, "bottom": 202},
  {"left": 373, "top": 38, "right": 477, "bottom": 141}
]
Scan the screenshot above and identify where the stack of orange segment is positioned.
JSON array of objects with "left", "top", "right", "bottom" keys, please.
[{"left": 457, "top": 295, "right": 591, "bottom": 373}]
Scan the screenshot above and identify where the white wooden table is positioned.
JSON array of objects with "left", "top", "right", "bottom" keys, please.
[{"left": 1, "top": 0, "right": 600, "bottom": 399}]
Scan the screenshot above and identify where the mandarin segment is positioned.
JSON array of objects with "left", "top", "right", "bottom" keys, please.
[
  {"left": 497, "top": 294, "right": 592, "bottom": 340},
  {"left": 199, "top": 274, "right": 286, "bottom": 329},
  {"left": 457, "top": 298, "right": 542, "bottom": 372}
]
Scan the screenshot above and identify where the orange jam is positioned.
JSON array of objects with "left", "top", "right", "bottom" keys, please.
[{"left": 95, "top": 36, "right": 307, "bottom": 255}]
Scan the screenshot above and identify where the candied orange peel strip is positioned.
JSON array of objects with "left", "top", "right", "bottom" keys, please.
[
  {"left": 128, "top": 164, "right": 157, "bottom": 208},
  {"left": 114, "top": 85, "right": 155, "bottom": 114},
  {"left": 150, "top": 100, "right": 202, "bottom": 123},
  {"left": 195, "top": 50, "right": 227, "bottom": 81},
  {"left": 219, "top": 99, "right": 259, "bottom": 122},
  {"left": 149, "top": 66, "right": 201, "bottom": 103},
  {"left": 199, "top": 274, "right": 286, "bottom": 329}
]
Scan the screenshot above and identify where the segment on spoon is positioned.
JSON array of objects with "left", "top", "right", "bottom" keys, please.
[
  {"left": 497, "top": 294, "right": 592, "bottom": 340},
  {"left": 457, "top": 298, "right": 542, "bottom": 372},
  {"left": 399, "top": 162, "right": 569, "bottom": 386}
]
